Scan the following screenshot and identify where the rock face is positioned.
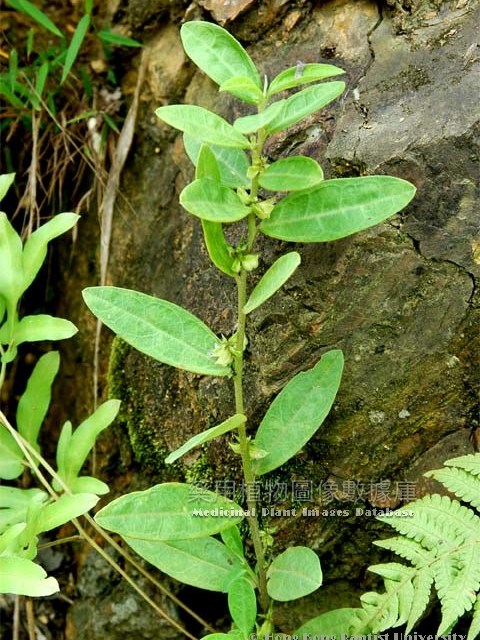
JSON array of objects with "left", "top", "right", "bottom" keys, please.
[{"left": 68, "top": 0, "right": 479, "bottom": 636}]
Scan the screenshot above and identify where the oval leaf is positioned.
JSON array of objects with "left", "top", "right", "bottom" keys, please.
[
  {"left": 165, "top": 414, "right": 246, "bottom": 464},
  {"left": 253, "top": 350, "right": 344, "bottom": 476},
  {"left": 95, "top": 482, "right": 244, "bottom": 541},
  {"left": 296, "top": 608, "right": 360, "bottom": 636},
  {"left": 220, "top": 76, "right": 264, "bottom": 105},
  {"left": 184, "top": 135, "right": 249, "bottom": 189},
  {"left": 70, "top": 476, "right": 109, "bottom": 495},
  {"left": 202, "top": 221, "right": 236, "bottom": 277},
  {"left": 180, "top": 178, "right": 250, "bottom": 223},
  {"left": 0, "top": 556, "right": 59, "bottom": 597},
  {"left": 267, "top": 547, "right": 322, "bottom": 602},
  {"left": 268, "top": 63, "right": 345, "bottom": 97},
  {"left": 156, "top": 105, "right": 249, "bottom": 149},
  {"left": 12, "top": 315, "right": 78, "bottom": 345},
  {"left": 259, "top": 156, "right": 324, "bottom": 192},
  {"left": 82, "top": 286, "right": 229, "bottom": 377},
  {"left": 260, "top": 176, "right": 416, "bottom": 242},
  {"left": 228, "top": 576, "right": 257, "bottom": 635},
  {"left": 233, "top": 100, "right": 285, "bottom": 135},
  {"left": 16, "top": 351, "right": 60, "bottom": 450},
  {"left": 180, "top": 21, "right": 260, "bottom": 89},
  {"left": 193, "top": 146, "right": 236, "bottom": 277},
  {"left": 244, "top": 251, "right": 301, "bottom": 314},
  {"left": 196, "top": 144, "right": 221, "bottom": 181},
  {"left": 266, "top": 81, "right": 345, "bottom": 135},
  {"left": 124, "top": 535, "right": 245, "bottom": 592},
  {"left": 36, "top": 493, "right": 99, "bottom": 533}
]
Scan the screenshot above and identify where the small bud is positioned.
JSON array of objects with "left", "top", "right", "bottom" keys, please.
[
  {"left": 252, "top": 199, "right": 274, "bottom": 220},
  {"left": 236, "top": 187, "right": 251, "bottom": 204},
  {"left": 241, "top": 254, "right": 259, "bottom": 272}
]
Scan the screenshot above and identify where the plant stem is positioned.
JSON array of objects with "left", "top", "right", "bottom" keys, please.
[
  {"left": 233, "top": 272, "right": 269, "bottom": 612},
  {"left": 231, "top": 126, "right": 272, "bottom": 612}
]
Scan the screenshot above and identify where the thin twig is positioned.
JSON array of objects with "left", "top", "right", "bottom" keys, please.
[
  {"left": 13, "top": 595, "right": 20, "bottom": 640},
  {"left": 25, "top": 599, "right": 36, "bottom": 640}
]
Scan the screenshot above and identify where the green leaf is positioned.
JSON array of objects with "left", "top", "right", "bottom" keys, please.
[
  {"left": 124, "top": 535, "right": 245, "bottom": 592},
  {"left": 0, "top": 77, "right": 26, "bottom": 109},
  {"left": 260, "top": 176, "right": 416, "bottom": 243},
  {"left": 22, "top": 212, "right": 79, "bottom": 293},
  {"left": 34, "top": 62, "right": 49, "bottom": 107},
  {"left": 259, "top": 156, "right": 324, "bottom": 192},
  {"left": 54, "top": 420, "right": 72, "bottom": 488},
  {"left": 202, "top": 221, "right": 236, "bottom": 277},
  {"left": 156, "top": 105, "right": 250, "bottom": 149},
  {"left": 244, "top": 251, "right": 300, "bottom": 314},
  {"left": 296, "top": 608, "right": 360, "bottom": 636},
  {"left": 221, "top": 525, "right": 244, "bottom": 557},
  {"left": 95, "top": 482, "right": 244, "bottom": 541},
  {"left": 228, "top": 575, "right": 257, "bottom": 635},
  {"left": 180, "top": 178, "right": 250, "bottom": 223},
  {"left": 97, "top": 30, "right": 142, "bottom": 48},
  {"left": 219, "top": 76, "right": 264, "bottom": 105},
  {"left": 0, "top": 212, "right": 24, "bottom": 309},
  {"left": 0, "top": 522, "right": 26, "bottom": 555},
  {"left": 36, "top": 493, "right": 98, "bottom": 533},
  {"left": 12, "top": 315, "right": 78, "bottom": 345},
  {"left": 0, "top": 173, "right": 15, "bottom": 202},
  {"left": 268, "top": 63, "right": 345, "bottom": 97},
  {"left": 0, "top": 556, "right": 59, "bottom": 597},
  {"left": 180, "top": 21, "right": 260, "bottom": 89},
  {"left": 61, "top": 14, "right": 90, "bottom": 84},
  {"left": 267, "top": 546, "right": 322, "bottom": 601},
  {"left": 82, "top": 286, "right": 230, "bottom": 377},
  {"left": 184, "top": 134, "right": 249, "bottom": 188},
  {"left": 233, "top": 100, "right": 285, "bottom": 135},
  {"left": 253, "top": 349, "right": 344, "bottom": 476},
  {"left": 16, "top": 351, "right": 60, "bottom": 450},
  {"left": 266, "top": 81, "right": 345, "bottom": 135},
  {"left": 6, "top": 0, "right": 63, "bottom": 38},
  {"left": 165, "top": 414, "right": 246, "bottom": 464},
  {"left": 196, "top": 144, "right": 221, "bottom": 181},
  {"left": 70, "top": 476, "right": 109, "bottom": 495},
  {"left": 0, "top": 426, "right": 24, "bottom": 480},
  {"left": 61, "top": 399, "right": 120, "bottom": 483},
  {"left": 0, "top": 487, "right": 47, "bottom": 534}
]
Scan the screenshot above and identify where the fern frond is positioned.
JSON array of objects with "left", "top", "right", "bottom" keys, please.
[
  {"left": 435, "top": 543, "right": 480, "bottom": 635},
  {"left": 425, "top": 467, "right": 480, "bottom": 509},
  {"left": 369, "top": 563, "right": 414, "bottom": 627},
  {"left": 467, "top": 594, "right": 480, "bottom": 640},
  {"left": 406, "top": 567, "right": 434, "bottom": 633},
  {"left": 445, "top": 453, "right": 480, "bottom": 477},
  {"left": 350, "top": 563, "right": 418, "bottom": 633},
  {"left": 378, "top": 494, "right": 480, "bottom": 550},
  {"left": 375, "top": 536, "right": 431, "bottom": 566}
]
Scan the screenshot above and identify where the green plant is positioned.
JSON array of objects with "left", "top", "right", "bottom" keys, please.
[
  {"left": 1, "top": 0, "right": 141, "bottom": 230},
  {"left": 0, "top": 172, "right": 118, "bottom": 595},
  {"left": 305, "top": 453, "right": 480, "bottom": 639},
  {"left": 0, "top": 173, "right": 216, "bottom": 638},
  {"left": 81, "top": 20, "right": 418, "bottom": 638}
]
